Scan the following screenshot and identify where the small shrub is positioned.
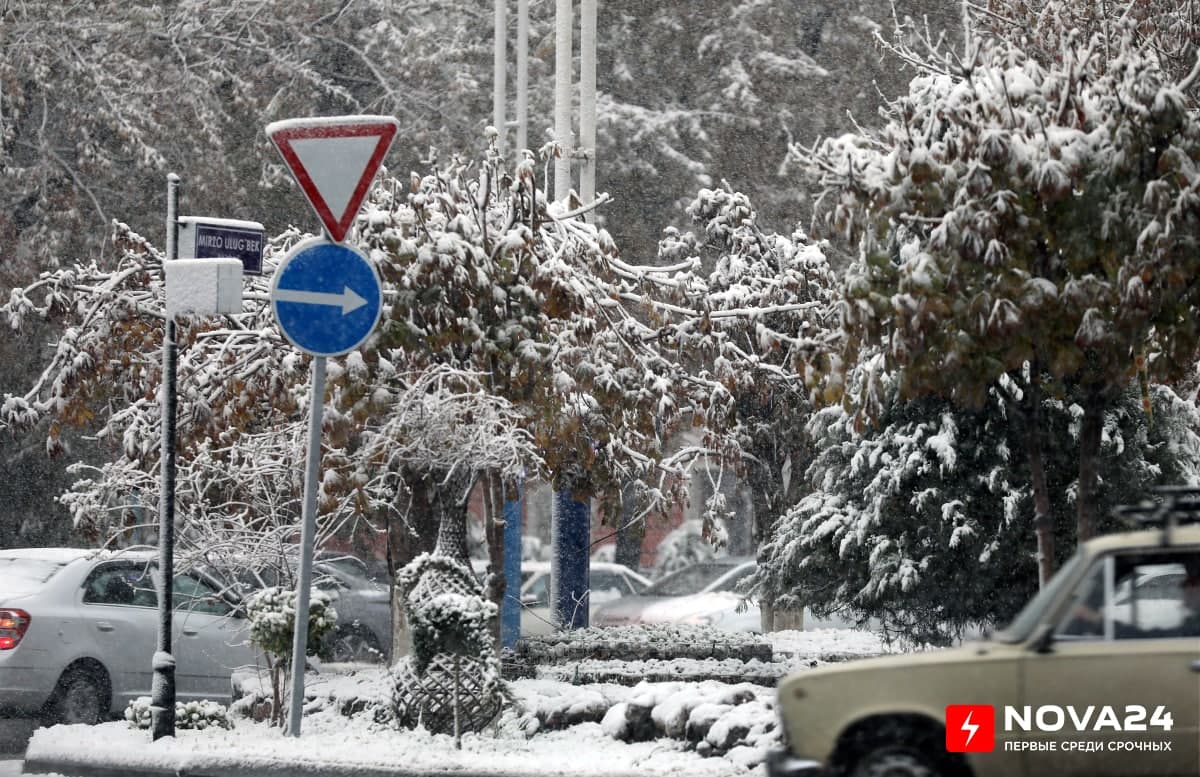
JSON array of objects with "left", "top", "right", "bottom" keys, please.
[
  {"left": 244, "top": 585, "right": 338, "bottom": 727},
  {"left": 125, "top": 696, "right": 234, "bottom": 731}
]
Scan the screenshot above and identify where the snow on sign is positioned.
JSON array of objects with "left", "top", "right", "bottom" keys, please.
[
  {"left": 266, "top": 115, "right": 399, "bottom": 243},
  {"left": 270, "top": 238, "right": 382, "bottom": 357}
]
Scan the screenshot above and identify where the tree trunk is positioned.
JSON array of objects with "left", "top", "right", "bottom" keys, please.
[
  {"left": 1077, "top": 393, "right": 1105, "bottom": 543},
  {"left": 387, "top": 472, "right": 441, "bottom": 662},
  {"left": 482, "top": 471, "right": 507, "bottom": 652},
  {"left": 1024, "top": 371, "right": 1056, "bottom": 587},
  {"left": 614, "top": 482, "right": 645, "bottom": 572}
]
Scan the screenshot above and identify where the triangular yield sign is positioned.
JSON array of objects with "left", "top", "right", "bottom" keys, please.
[{"left": 266, "top": 115, "right": 399, "bottom": 243}]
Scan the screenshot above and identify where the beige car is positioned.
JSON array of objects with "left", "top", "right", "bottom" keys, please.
[{"left": 769, "top": 522, "right": 1200, "bottom": 777}]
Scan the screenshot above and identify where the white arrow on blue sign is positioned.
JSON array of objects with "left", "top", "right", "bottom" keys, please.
[{"left": 270, "top": 238, "right": 382, "bottom": 357}]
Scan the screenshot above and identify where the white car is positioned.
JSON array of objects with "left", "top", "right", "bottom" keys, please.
[
  {"left": 514, "top": 561, "right": 650, "bottom": 635},
  {"left": 595, "top": 559, "right": 867, "bottom": 633},
  {"left": 0, "top": 547, "right": 256, "bottom": 724},
  {"left": 592, "top": 557, "right": 758, "bottom": 629}
]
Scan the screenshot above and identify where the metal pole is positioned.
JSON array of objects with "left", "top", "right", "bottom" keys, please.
[
  {"left": 517, "top": 0, "right": 529, "bottom": 155},
  {"left": 286, "top": 354, "right": 326, "bottom": 737},
  {"left": 554, "top": 0, "right": 573, "bottom": 202},
  {"left": 151, "top": 173, "right": 180, "bottom": 741},
  {"left": 493, "top": 0, "right": 507, "bottom": 156},
  {"left": 579, "top": 0, "right": 597, "bottom": 214}
]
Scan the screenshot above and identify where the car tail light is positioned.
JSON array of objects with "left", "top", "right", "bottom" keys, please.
[{"left": 0, "top": 609, "right": 31, "bottom": 650}]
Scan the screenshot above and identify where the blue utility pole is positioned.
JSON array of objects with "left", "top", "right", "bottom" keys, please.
[
  {"left": 501, "top": 485, "right": 523, "bottom": 648},
  {"left": 551, "top": 489, "right": 590, "bottom": 629}
]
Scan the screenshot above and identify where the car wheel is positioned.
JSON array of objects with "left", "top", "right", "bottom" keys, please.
[
  {"left": 330, "top": 626, "right": 383, "bottom": 663},
  {"left": 45, "top": 666, "right": 107, "bottom": 725},
  {"left": 850, "top": 747, "right": 941, "bottom": 777}
]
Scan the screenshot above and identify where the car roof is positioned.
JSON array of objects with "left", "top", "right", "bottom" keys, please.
[
  {"left": 1082, "top": 526, "right": 1200, "bottom": 555},
  {"left": 0, "top": 547, "right": 156, "bottom": 563}
]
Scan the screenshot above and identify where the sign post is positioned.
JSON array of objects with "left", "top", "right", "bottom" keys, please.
[{"left": 266, "top": 115, "right": 397, "bottom": 737}]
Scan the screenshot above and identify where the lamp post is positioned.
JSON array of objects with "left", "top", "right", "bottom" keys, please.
[{"left": 150, "top": 173, "right": 180, "bottom": 742}]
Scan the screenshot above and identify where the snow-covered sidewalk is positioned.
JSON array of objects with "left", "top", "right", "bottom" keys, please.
[
  {"left": 24, "top": 629, "right": 902, "bottom": 777},
  {"left": 25, "top": 687, "right": 754, "bottom": 777}
]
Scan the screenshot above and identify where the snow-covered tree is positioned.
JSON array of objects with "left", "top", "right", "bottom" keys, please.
[
  {"left": 756, "top": 373, "right": 1200, "bottom": 645},
  {"left": 792, "top": 3, "right": 1200, "bottom": 571},
  {"left": 0, "top": 0, "right": 502, "bottom": 281},
  {"left": 0, "top": 145, "right": 707, "bottom": 650}
]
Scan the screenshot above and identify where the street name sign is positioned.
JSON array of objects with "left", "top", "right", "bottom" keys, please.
[
  {"left": 178, "top": 216, "right": 265, "bottom": 275},
  {"left": 265, "top": 115, "right": 399, "bottom": 242},
  {"left": 270, "top": 238, "right": 382, "bottom": 357}
]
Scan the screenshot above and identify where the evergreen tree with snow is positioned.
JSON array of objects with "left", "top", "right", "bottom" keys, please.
[{"left": 792, "top": 1, "right": 1200, "bottom": 573}]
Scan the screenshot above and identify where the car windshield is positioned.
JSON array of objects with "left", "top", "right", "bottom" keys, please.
[
  {"left": 319, "top": 556, "right": 370, "bottom": 580},
  {"left": 0, "top": 556, "right": 70, "bottom": 591},
  {"left": 645, "top": 561, "right": 742, "bottom": 596},
  {"left": 993, "top": 552, "right": 1082, "bottom": 643}
]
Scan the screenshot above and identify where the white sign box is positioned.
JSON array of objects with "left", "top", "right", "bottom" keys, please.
[{"left": 164, "top": 258, "right": 243, "bottom": 316}]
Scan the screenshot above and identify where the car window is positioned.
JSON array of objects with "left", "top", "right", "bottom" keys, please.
[
  {"left": 1056, "top": 551, "right": 1200, "bottom": 640},
  {"left": 523, "top": 573, "right": 549, "bottom": 607},
  {"left": 995, "top": 552, "right": 1082, "bottom": 643},
  {"left": 83, "top": 564, "right": 156, "bottom": 608},
  {"left": 645, "top": 562, "right": 741, "bottom": 596},
  {"left": 173, "top": 574, "right": 232, "bottom": 616},
  {"left": 590, "top": 570, "right": 628, "bottom": 596}
]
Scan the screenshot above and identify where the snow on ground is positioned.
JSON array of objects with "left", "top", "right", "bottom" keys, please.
[{"left": 25, "top": 627, "right": 914, "bottom": 776}]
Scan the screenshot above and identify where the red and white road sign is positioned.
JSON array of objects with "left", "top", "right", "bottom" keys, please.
[{"left": 266, "top": 115, "right": 399, "bottom": 243}]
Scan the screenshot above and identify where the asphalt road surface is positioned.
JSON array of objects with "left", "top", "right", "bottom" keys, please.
[{"left": 0, "top": 718, "right": 36, "bottom": 757}]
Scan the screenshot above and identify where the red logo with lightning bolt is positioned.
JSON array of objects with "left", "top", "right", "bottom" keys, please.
[{"left": 945, "top": 705, "right": 995, "bottom": 752}]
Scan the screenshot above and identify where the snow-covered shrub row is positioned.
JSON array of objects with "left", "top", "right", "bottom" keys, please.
[
  {"left": 534, "top": 657, "right": 788, "bottom": 687},
  {"left": 513, "top": 624, "right": 773, "bottom": 665},
  {"left": 125, "top": 696, "right": 234, "bottom": 731},
  {"left": 516, "top": 678, "right": 779, "bottom": 767}
]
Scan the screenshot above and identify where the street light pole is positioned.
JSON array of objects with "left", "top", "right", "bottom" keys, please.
[
  {"left": 554, "top": 0, "right": 573, "bottom": 202},
  {"left": 579, "top": 0, "right": 597, "bottom": 213},
  {"left": 151, "top": 172, "right": 180, "bottom": 741}
]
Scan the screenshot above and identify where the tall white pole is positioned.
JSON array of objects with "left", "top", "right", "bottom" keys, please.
[
  {"left": 494, "top": 0, "right": 507, "bottom": 155},
  {"left": 554, "top": 0, "right": 573, "bottom": 202},
  {"left": 579, "top": 0, "right": 597, "bottom": 214},
  {"left": 517, "top": 0, "right": 529, "bottom": 154}
]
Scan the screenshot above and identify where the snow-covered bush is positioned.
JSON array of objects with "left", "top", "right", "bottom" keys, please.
[
  {"left": 245, "top": 586, "right": 337, "bottom": 659},
  {"left": 124, "top": 696, "right": 233, "bottom": 731},
  {"left": 243, "top": 585, "right": 337, "bottom": 727},
  {"left": 409, "top": 593, "right": 497, "bottom": 675}
]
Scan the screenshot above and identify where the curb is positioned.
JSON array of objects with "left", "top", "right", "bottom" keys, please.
[{"left": 23, "top": 757, "right": 645, "bottom": 777}]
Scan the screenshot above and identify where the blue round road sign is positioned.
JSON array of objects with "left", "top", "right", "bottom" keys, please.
[{"left": 270, "top": 238, "right": 382, "bottom": 357}]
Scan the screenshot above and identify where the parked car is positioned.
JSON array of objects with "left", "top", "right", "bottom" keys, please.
[
  {"left": 225, "top": 552, "right": 392, "bottom": 664},
  {"left": 312, "top": 559, "right": 392, "bottom": 663},
  {"left": 516, "top": 561, "right": 650, "bottom": 635},
  {"left": 767, "top": 498, "right": 1200, "bottom": 777},
  {"left": 591, "top": 557, "right": 756, "bottom": 628},
  {"left": 0, "top": 547, "right": 256, "bottom": 725}
]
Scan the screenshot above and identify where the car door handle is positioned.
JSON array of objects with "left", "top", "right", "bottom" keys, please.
[
  {"left": 182, "top": 627, "right": 199, "bottom": 636},
  {"left": 95, "top": 621, "right": 115, "bottom": 632}
]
